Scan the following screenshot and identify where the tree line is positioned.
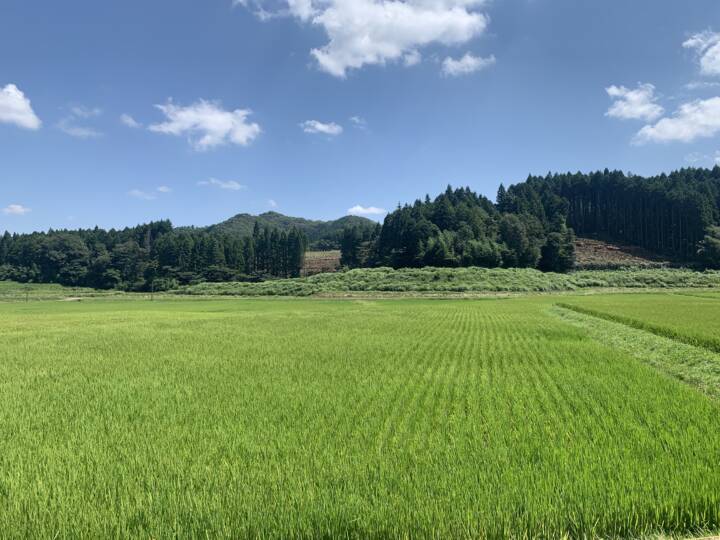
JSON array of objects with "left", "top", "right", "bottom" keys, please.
[{"left": 0, "top": 221, "right": 307, "bottom": 290}]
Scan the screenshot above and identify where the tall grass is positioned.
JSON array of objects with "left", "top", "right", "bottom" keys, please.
[
  {"left": 176, "top": 267, "right": 720, "bottom": 297},
  {"left": 0, "top": 297, "right": 719, "bottom": 537}
]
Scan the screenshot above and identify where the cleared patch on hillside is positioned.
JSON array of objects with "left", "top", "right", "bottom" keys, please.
[
  {"left": 302, "top": 250, "right": 341, "bottom": 276},
  {"left": 575, "top": 237, "right": 672, "bottom": 269}
]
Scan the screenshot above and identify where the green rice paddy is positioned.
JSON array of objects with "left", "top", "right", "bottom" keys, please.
[{"left": 1, "top": 292, "right": 719, "bottom": 538}]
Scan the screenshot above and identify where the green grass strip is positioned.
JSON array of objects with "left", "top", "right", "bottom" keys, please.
[
  {"left": 553, "top": 306, "right": 720, "bottom": 400},
  {"left": 557, "top": 302, "right": 720, "bottom": 354}
]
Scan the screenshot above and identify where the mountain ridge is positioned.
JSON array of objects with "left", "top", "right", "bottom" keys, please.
[{"left": 206, "top": 211, "right": 378, "bottom": 248}]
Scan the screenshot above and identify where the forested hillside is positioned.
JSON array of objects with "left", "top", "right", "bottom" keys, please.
[
  {"left": 501, "top": 167, "right": 720, "bottom": 265},
  {"left": 340, "top": 167, "right": 720, "bottom": 272},
  {"left": 208, "top": 211, "right": 376, "bottom": 249},
  {"left": 0, "top": 220, "right": 307, "bottom": 291}
]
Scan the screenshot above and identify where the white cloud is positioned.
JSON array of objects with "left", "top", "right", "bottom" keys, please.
[
  {"left": 268, "top": 199, "right": 278, "bottom": 208},
  {"left": 715, "top": 150, "right": 720, "bottom": 166},
  {"left": 128, "top": 189, "right": 157, "bottom": 201},
  {"left": 2, "top": 204, "right": 31, "bottom": 216},
  {"left": 240, "top": 0, "right": 491, "bottom": 78},
  {"left": 149, "top": 99, "right": 261, "bottom": 151},
  {"left": 348, "top": 204, "right": 386, "bottom": 216},
  {"left": 198, "top": 178, "right": 246, "bottom": 191},
  {"left": 156, "top": 186, "right": 172, "bottom": 193},
  {"left": 120, "top": 113, "right": 142, "bottom": 128},
  {"left": 57, "top": 105, "right": 103, "bottom": 138},
  {"left": 0, "top": 84, "right": 41, "bottom": 130},
  {"left": 683, "top": 31, "right": 720, "bottom": 77},
  {"left": 634, "top": 96, "right": 720, "bottom": 144},
  {"left": 301, "top": 119, "right": 343, "bottom": 135},
  {"left": 441, "top": 52, "right": 495, "bottom": 77},
  {"left": 605, "top": 83, "right": 664, "bottom": 122}
]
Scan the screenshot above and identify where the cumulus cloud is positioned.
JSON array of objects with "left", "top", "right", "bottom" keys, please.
[
  {"left": 634, "top": 96, "right": 720, "bottom": 144},
  {"left": 120, "top": 113, "right": 142, "bottom": 128},
  {"left": 442, "top": 52, "right": 495, "bottom": 77},
  {"left": 239, "top": 0, "right": 491, "bottom": 77},
  {"left": 198, "top": 178, "right": 246, "bottom": 191},
  {"left": 149, "top": 99, "right": 261, "bottom": 151},
  {"left": 683, "top": 31, "right": 720, "bottom": 77},
  {"left": 348, "top": 204, "right": 386, "bottom": 216},
  {"left": 605, "top": 83, "right": 664, "bottom": 122},
  {"left": 2, "top": 204, "right": 31, "bottom": 215},
  {"left": 0, "top": 84, "right": 41, "bottom": 130},
  {"left": 300, "top": 119, "right": 343, "bottom": 135}
]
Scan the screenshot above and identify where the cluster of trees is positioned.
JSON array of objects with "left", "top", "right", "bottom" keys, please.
[
  {"left": 500, "top": 167, "right": 720, "bottom": 267},
  {"left": 341, "top": 186, "right": 576, "bottom": 272},
  {"left": 0, "top": 221, "right": 307, "bottom": 290}
]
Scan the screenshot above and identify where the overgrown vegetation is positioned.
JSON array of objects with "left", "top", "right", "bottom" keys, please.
[
  {"left": 1, "top": 296, "right": 719, "bottom": 537},
  {"left": 176, "top": 267, "right": 720, "bottom": 296}
]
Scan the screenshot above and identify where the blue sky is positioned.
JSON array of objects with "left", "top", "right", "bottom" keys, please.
[{"left": 1, "top": 0, "right": 719, "bottom": 233}]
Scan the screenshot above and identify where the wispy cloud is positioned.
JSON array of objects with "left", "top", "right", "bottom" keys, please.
[
  {"left": 57, "top": 105, "right": 103, "bottom": 138},
  {"left": 350, "top": 116, "right": 367, "bottom": 129},
  {"left": 301, "top": 119, "right": 343, "bottom": 136},
  {"left": 0, "top": 84, "right": 41, "bottom": 130},
  {"left": 268, "top": 199, "right": 278, "bottom": 208},
  {"left": 348, "top": 204, "right": 386, "bottom": 216},
  {"left": 2, "top": 204, "right": 31, "bottom": 216},
  {"left": 128, "top": 186, "right": 172, "bottom": 200},
  {"left": 198, "top": 178, "right": 246, "bottom": 191},
  {"left": 442, "top": 53, "right": 495, "bottom": 77},
  {"left": 128, "top": 189, "right": 157, "bottom": 201},
  {"left": 120, "top": 113, "right": 142, "bottom": 128},
  {"left": 149, "top": 99, "right": 261, "bottom": 151}
]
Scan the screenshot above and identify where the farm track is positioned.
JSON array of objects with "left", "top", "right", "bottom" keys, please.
[
  {"left": 553, "top": 305, "right": 720, "bottom": 400},
  {"left": 557, "top": 302, "right": 720, "bottom": 354}
]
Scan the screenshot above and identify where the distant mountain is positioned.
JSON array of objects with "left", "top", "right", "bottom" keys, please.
[{"left": 207, "top": 211, "right": 378, "bottom": 248}]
